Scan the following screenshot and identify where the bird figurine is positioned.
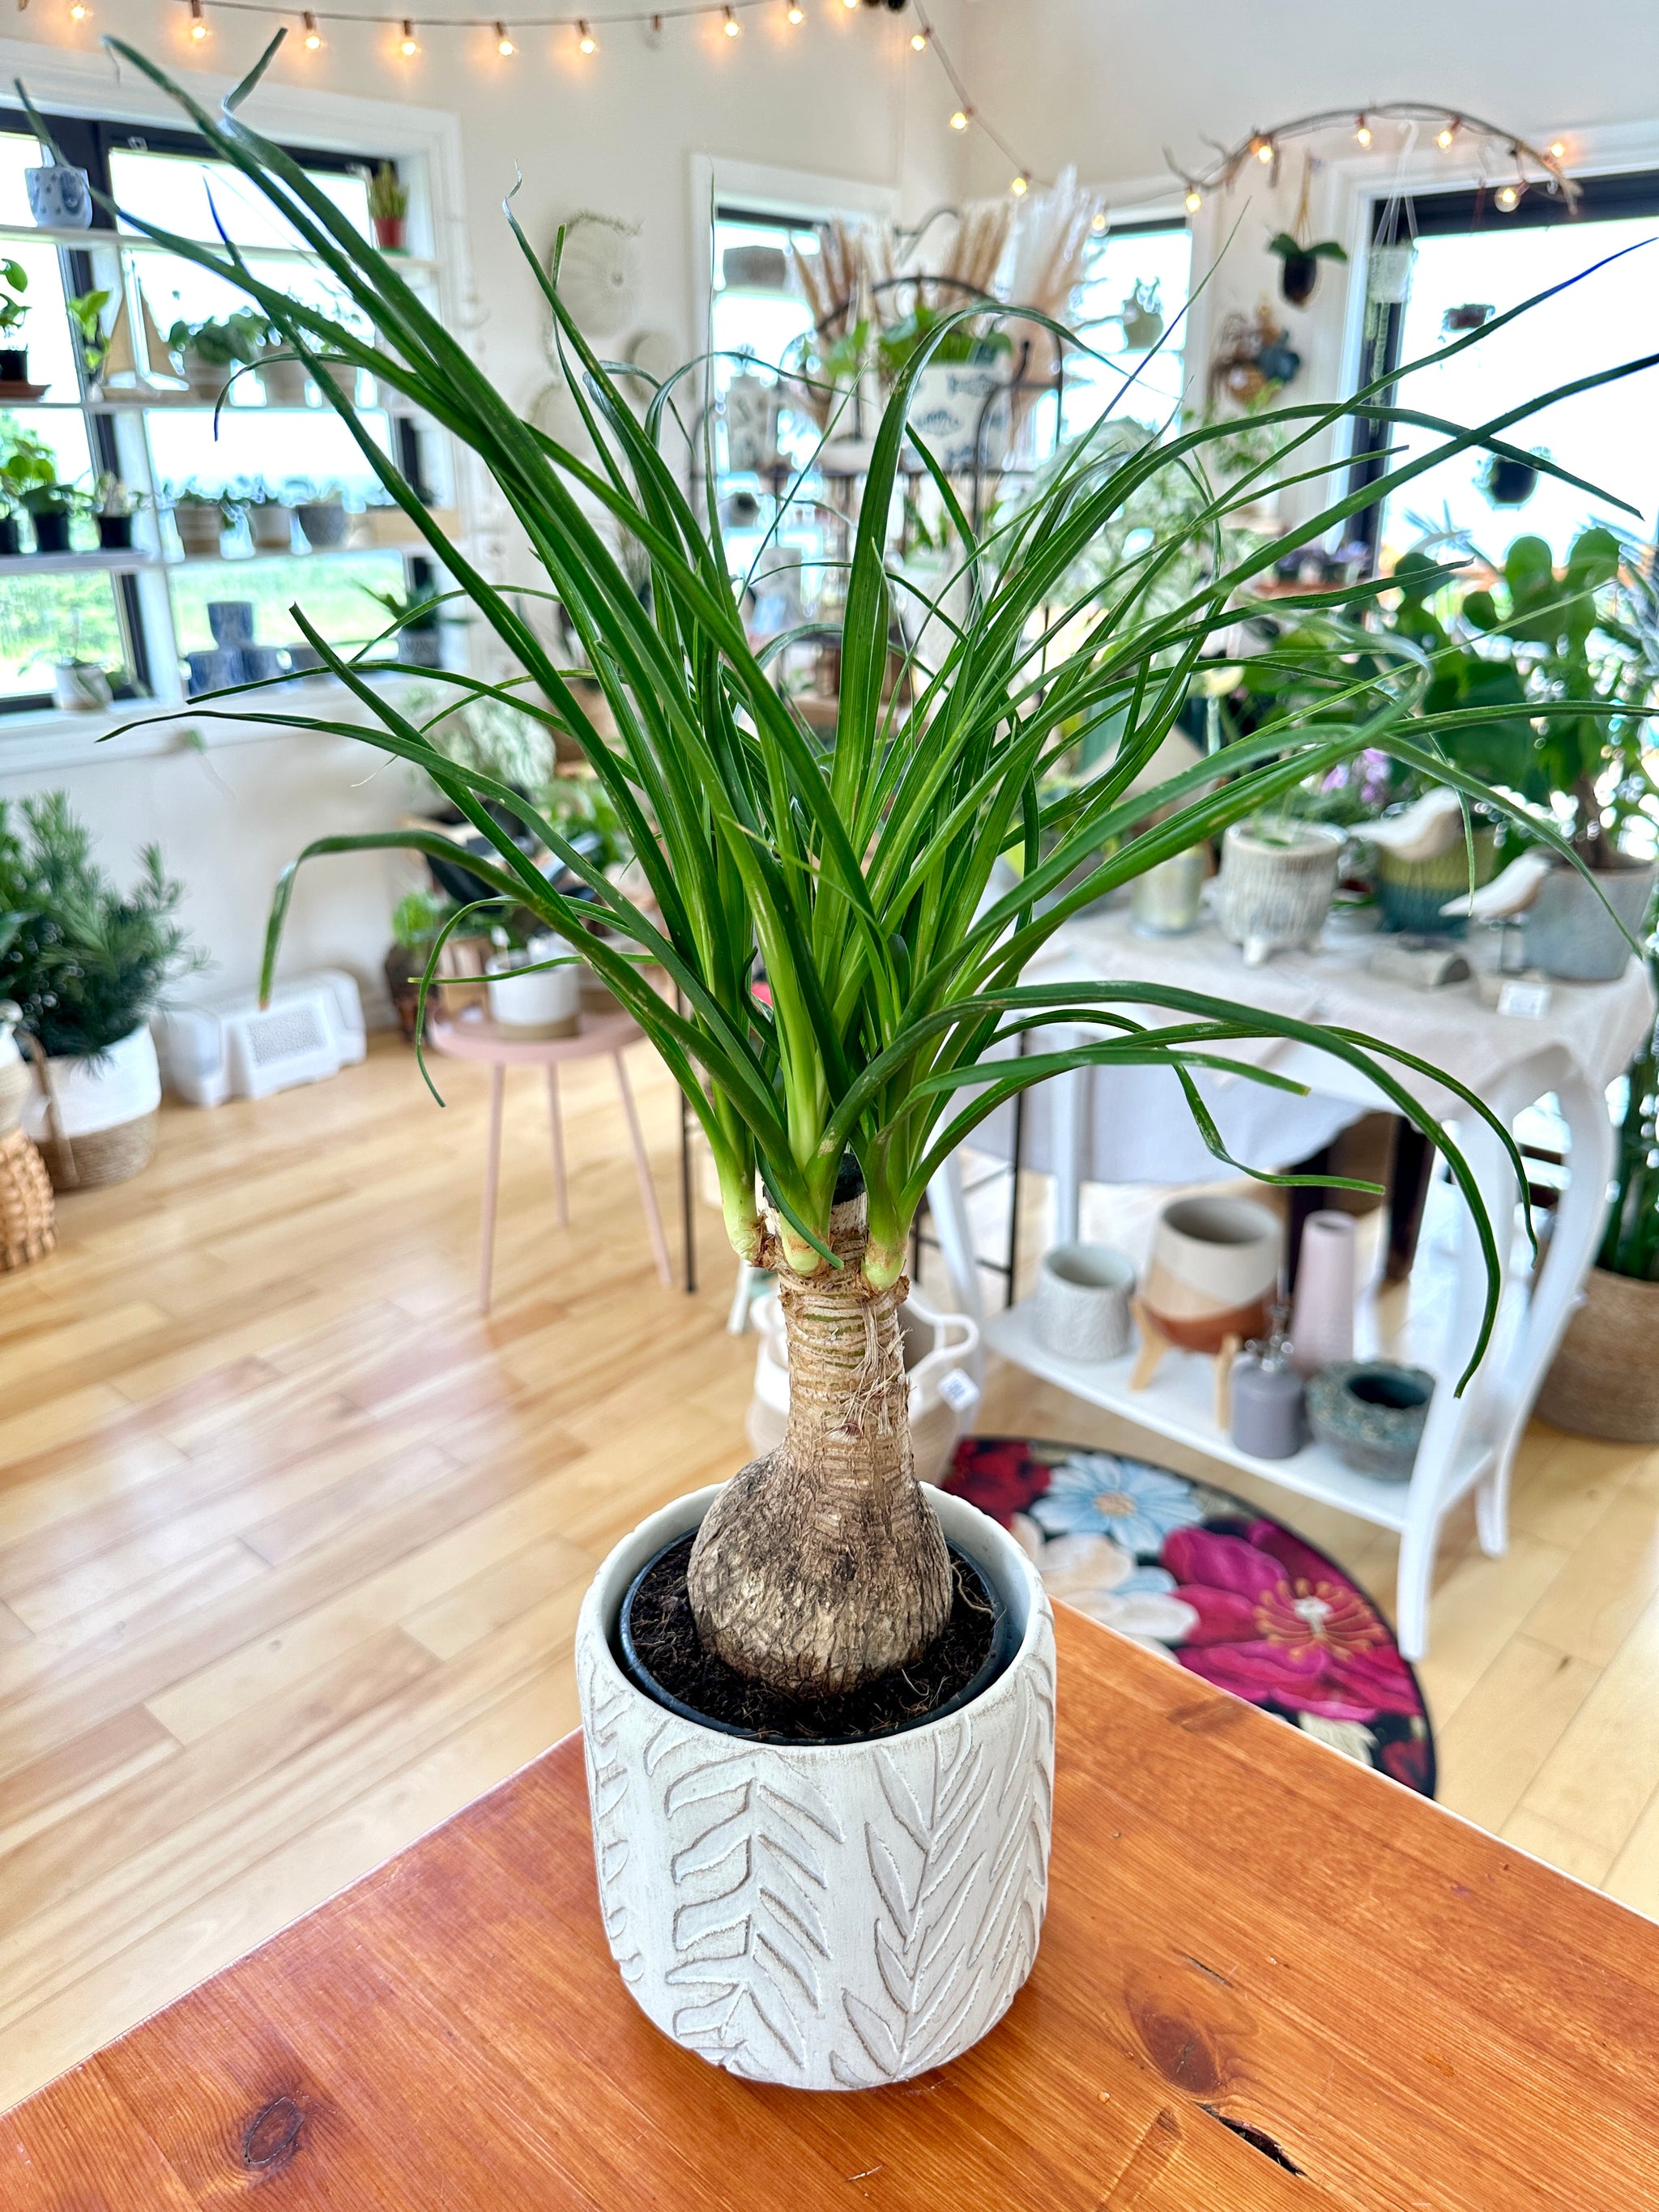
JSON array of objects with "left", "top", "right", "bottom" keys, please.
[
  {"left": 1440, "top": 847, "right": 1555, "bottom": 921},
  {"left": 1360, "top": 786, "right": 1469, "bottom": 863}
]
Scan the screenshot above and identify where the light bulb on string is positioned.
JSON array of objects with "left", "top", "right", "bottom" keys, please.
[
  {"left": 68, "top": 2, "right": 90, "bottom": 20},
  {"left": 1090, "top": 209, "right": 1107, "bottom": 234},
  {"left": 188, "top": 0, "right": 208, "bottom": 40},
  {"left": 303, "top": 8, "right": 322, "bottom": 44},
  {"left": 494, "top": 20, "right": 514, "bottom": 52},
  {"left": 1010, "top": 173, "right": 1029, "bottom": 197},
  {"left": 399, "top": 19, "right": 420, "bottom": 56},
  {"left": 949, "top": 108, "right": 968, "bottom": 130},
  {"left": 1495, "top": 182, "right": 1521, "bottom": 211},
  {"left": 1436, "top": 117, "right": 1459, "bottom": 149},
  {"left": 1249, "top": 134, "right": 1272, "bottom": 164},
  {"left": 910, "top": 26, "right": 928, "bottom": 49},
  {"left": 1548, "top": 141, "right": 1566, "bottom": 160},
  {"left": 1354, "top": 114, "right": 1371, "bottom": 147},
  {"left": 787, "top": 2, "right": 804, "bottom": 19},
  {"left": 578, "top": 18, "right": 596, "bottom": 51},
  {"left": 723, "top": 4, "right": 740, "bottom": 32},
  {"left": 1183, "top": 186, "right": 1202, "bottom": 214}
]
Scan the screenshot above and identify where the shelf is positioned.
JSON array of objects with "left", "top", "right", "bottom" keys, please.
[
  {"left": 982, "top": 1297, "right": 1496, "bottom": 1536},
  {"left": 0, "top": 548, "right": 160, "bottom": 574},
  {"left": 166, "top": 542, "right": 429, "bottom": 567},
  {"left": 0, "top": 219, "right": 438, "bottom": 274}
]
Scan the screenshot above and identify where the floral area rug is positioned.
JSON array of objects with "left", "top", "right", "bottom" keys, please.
[{"left": 945, "top": 1435, "right": 1435, "bottom": 1797}]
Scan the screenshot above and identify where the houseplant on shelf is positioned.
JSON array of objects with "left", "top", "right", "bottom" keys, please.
[
  {"left": 165, "top": 309, "right": 268, "bottom": 403},
  {"left": 0, "top": 794, "right": 203, "bottom": 1190},
  {"left": 92, "top": 471, "right": 141, "bottom": 551},
  {"left": 365, "top": 160, "right": 408, "bottom": 253},
  {"left": 0, "top": 424, "right": 58, "bottom": 554},
  {"left": 81, "top": 31, "right": 1649, "bottom": 2091},
  {"left": 168, "top": 484, "right": 231, "bottom": 558},
  {"left": 0, "top": 257, "right": 31, "bottom": 383}
]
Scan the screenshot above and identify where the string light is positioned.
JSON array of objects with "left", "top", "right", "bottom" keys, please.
[
  {"left": 1548, "top": 140, "right": 1566, "bottom": 160},
  {"left": 723, "top": 4, "right": 739, "bottom": 31},
  {"left": 68, "top": 2, "right": 90, "bottom": 20},
  {"left": 577, "top": 16, "right": 595, "bottom": 49},
  {"left": 910, "top": 26, "right": 928, "bottom": 49},
  {"left": 188, "top": 0, "right": 208, "bottom": 40},
  {"left": 303, "top": 7, "right": 322, "bottom": 42},
  {"left": 1183, "top": 185, "right": 1202, "bottom": 214},
  {"left": 1495, "top": 182, "right": 1521, "bottom": 211},
  {"left": 494, "top": 19, "right": 514, "bottom": 51},
  {"left": 1354, "top": 114, "right": 1371, "bottom": 147},
  {"left": 949, "top": 108, "right": 968, "bottom": 130},
  {"left": 1090, "top": 209, "right": 1107, "bottom": 234},
  {"left": 399, "top": 17, "right": 419, "bottom": 53},
  {"left": 1436, "top": 117, "right": 1459, "bottom": 149},
  {"left": 1010, "top": 173, "right": 1029, "bottom": 197},
  {"left": 787, "top": 1, "right": 804, "bottom": 19},
  {"left": 1248, "top": 134, "right": 1272, "bottom": 164}
]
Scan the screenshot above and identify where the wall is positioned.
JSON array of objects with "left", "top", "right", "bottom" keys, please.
[{"left": 0, "top": 2, "right": 968, "bottom": 1019}]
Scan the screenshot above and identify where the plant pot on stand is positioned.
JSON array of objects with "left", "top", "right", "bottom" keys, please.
[
  {"left": 1217, "top": 820, "right": 1344, "bottom": 965},
  {"left": 1524, "top": 856, "right": 1658, "bottom": 982}
]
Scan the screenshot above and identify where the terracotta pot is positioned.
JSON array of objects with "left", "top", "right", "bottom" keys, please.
[
  {"left": 371, "top": 215, "right": 406, "bottom": 253},
  {"left": 1144, "top": 1193, "right": 1282, "bottom": 1353},
  {"left": 1537, "top": 1266, "right": 1659, "bottom": 1442}
]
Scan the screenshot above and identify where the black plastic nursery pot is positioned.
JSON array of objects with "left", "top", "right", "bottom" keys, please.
[
  {"left": 0, "top": 516, "right": 18, "bottom": 556},
  {"left": 0, "top": 347, "right": 27, "bottom": 382},
  {"left": 30, "top": 511, "right": 70, "bottom": 554},
  {"left": 96, "top": 514, "right": 134, "bottom": 550},
  {"left": 1279, "top": 252, "right": 1320, "bottom": 307},
  {"left": 1488, "top": 459, "right": 1538, "bottom": 506}
]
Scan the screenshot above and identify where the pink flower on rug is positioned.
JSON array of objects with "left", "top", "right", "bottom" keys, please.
[{"left": 1161, "top": 1519, "right": 1419, "bottom": 1724}]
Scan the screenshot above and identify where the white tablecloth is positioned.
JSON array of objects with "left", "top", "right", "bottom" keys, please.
[{"left": 970, "top": 897, "right": 1656, "bottom": 1185}]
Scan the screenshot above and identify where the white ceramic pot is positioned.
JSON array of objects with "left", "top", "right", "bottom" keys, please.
[
  {"left": 485, "top": 948, "right": 581, "bottom": 1038},
  {"left": 23, "top": 1025, "right": 162, "bottom": 1144},
  {"left": 246, "top": 503, "right": 296, "bottom": 553},
  {"left": 745, "top": 1289, "right": 980, "bottom": 1483},
  {"left": 1144, "top": 1192, "right": 1282, "bottom": 1353},
  {"left": 1217, "top": 820, "right": 1344, "bottom": 966},
  {"left": 1523, "top": 858, "right": 1657, "bottom": 983},
  {"left": 52, "top": 660, "right": 112, "bottom": 712},
  {"left": 576, "top": 1481, "right": 1056, "bottom": 2091},
  {"left": 1034, "top": 1241, "right": 1135, "bottom": 1362}
]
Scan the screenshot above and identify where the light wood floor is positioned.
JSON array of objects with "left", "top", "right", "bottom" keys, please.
[{"left": 1, "top": 1035, "right": 1656, "bottom": 2112}]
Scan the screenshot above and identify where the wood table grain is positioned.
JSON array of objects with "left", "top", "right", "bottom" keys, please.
[{"left": 6, "top": 1603, "right": 1655, "bottom": 2210}]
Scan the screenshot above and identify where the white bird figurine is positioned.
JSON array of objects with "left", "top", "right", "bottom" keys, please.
[
  {"left": 1360, "top": 786, "right": 1469, "bottom": 863},
  {"left": 1440, "top": 847, "right": 1556, "bottom": 921}
]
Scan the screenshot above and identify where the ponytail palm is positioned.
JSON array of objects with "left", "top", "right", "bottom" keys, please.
[{"left": 79, "top": 36, "right": 1653, "bottom": 1694}]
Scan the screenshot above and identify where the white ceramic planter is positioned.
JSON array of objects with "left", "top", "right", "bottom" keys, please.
[
  {"left": 1217, "top": 820, "right": 1344, "bottom": 965},
  {"left": 485, "top": 949, "right": 582, "bottom": 1038},
  {"left": 575, "top": 1482, "right": 1056, "bottom": 2091}
]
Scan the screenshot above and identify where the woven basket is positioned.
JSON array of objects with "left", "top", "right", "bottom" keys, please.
[
  {"left": 1537, "top": 1267, "right": 1659, "bottom": 1443},
  {"left": 41, "top": 1108, "right": 159, "bottom": 1193},
  {"left": 0, "top": 1127, "right": 56, "bottom": 1270}
]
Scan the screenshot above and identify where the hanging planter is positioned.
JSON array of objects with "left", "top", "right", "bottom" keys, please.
[
  {"left": 1268, "top": 231, "right": 1347, "bottom": 309},
  {"left": 1443, "top": 301, "right": 1494, "bottom": 334},
  {"left": 1119, "top": 279, "right": 1164, "bottom": 350},
  {"left": 1482, "top": 451, "right": 1541, "bottom": 508},
  {"left": 1368, "top": 241, "right": 1416, "bottom": 305}
]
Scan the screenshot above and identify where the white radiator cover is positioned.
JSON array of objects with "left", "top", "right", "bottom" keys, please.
[{"left": 152, "top": 970, "right": 367, "bottom": 1107}]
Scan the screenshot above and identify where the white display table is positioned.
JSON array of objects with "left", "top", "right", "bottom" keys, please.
[{"left": 929, "top": 904, "right": 1654, "bottom": 1659}]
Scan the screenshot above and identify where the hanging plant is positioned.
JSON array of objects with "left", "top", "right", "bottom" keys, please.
[
  {"left": 1119, "top": 278, "right": 1164, "bottom": 350},
  {"left": 1268, "top": 231, "right": 1348, "bottom": 308},
  {"left": 1482, "top": 449, "right": 1545, "bottom": 507}
]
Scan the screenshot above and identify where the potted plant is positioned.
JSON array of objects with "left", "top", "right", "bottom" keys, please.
[
  {"left": 362, "top": 578, "right": 444, "bottom": 666},
  {"left": 91, "top": 35, "right": 1632, "bottom": 2088},
  {"left": 165, "top": 309, "right": 268, "bottom": 404},
  {"left": 385, "top": 886, "right": 454, "bottom": 1040},
  {"left": 168, "top": 484, "right": 231, "bottom": 559},
  {"left": 1482, "top": 447, "right": 1542, "bottom": 507},
  {"left": 245, "top": 479, "right": 296, "bottom": 552},
  {"left": 23, "top": 477, "right": 77, "bottom": 556},
  {"left": 294, "top": 483, "right": 348, "bottom": 549},
  {"left": 0, "top": 258, "right": 30, "bottom": 382},
  {"left": 66, "top": 286, "right": 113, "bottom": 386},
  {"left": 23, "top": 147, "right": 92, "bottom": 229},
  {"left": 0, "top": 426, "right": 54, "bottom": 552},
  {"left": 254, "top": 341, "right": 312, "bottom": 407},
  {"left": 366, "top": 160, "right": 408, "bottom": 253},
  {"left": 485, "top": 922, "right": 582, "bottom": 1037},
  {"left": 1538, "top": 949, "right": 1659, "bottom": 1439},
  {"left": 92, "top": 471, "right": 141, "bottom": 550},
  {"left": 1268, "top": 230, "right": 1348, "bottom": 309},
  {"left": 0, "top": 793, "right": 203, "bottom": 1190}
]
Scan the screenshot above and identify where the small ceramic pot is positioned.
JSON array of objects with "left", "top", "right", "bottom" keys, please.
[
  {"left": 52, "top": 660, "right": 111, "bottom": 712},
  {"left": 1034, "top": 1242, "right": 1135, "bottom": 1362},
  {"left": 207, "top": 600, "right": 257, "bottom": 649},
  {"left": 296, "top": 501, "right": 349, "bottom": 551},
  {"left": 256, "top": 354, "right": 312, "bottom": 407},
  {"left": 575, "top": 1481, "right": 1055, "bottom": 2091},
  {"left": 247, "top": 503, "right": 295, "bottom": 553},
  {"left": 1230, "top": 1352, "right": 1305, "bottom": 1460},
  {"left": 1129, "top": 847, "right": 1206, "bottom": 936},
  {"left": 96, "top": 514, "right": 134, "bottom": 550},
  {"left": 1289, "top": 1210, "right": 1356, "bottom": 1377},
  {"left": 371, "top": 215, "right": 406, "bottom": 253},
  {"left": 485, "top": 947, "right": 581, "bottom": 1038},
  {"left": 746, "top": 1288, "right": 981, "bottom": 1486},
  {"left": 1375, "top": 826, "right": 1497, "bottom": 936},
  {"left": 1144, "top": 1194, "right": 1282, "bottom": 1353},
  {"left": 1217, "top": 820, "right": 1344, "bottom": 966},
  {"left": 1524, "top": 859, "right": 1657, "bottom": 983},
  {"left": 25, "top": 162, "right": 93, "bottom": 228},
  {"left": 1307, "top": 1361, "right": 1434, "bottom": 1479},
  {"left": 173, "top": 505, "right": 225, "bottom": 558},
  {"left": 181, "top": 351, "right": 234, "bottom": 406}
]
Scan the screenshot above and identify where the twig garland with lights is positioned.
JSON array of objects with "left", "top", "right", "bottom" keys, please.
[{"left": 1168, "top": 103, "right": 1577, "bottom": 217}]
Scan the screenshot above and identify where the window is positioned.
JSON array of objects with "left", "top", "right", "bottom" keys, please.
[
  {"left": 1062, "top": 220, "right": 1192, "bottom": 442},
  {"left": 1352, "top": 173, "right": 1659, "bottom": 570},
  {"left": 0, "top": 103, "right": 446, "bottom": 717}
]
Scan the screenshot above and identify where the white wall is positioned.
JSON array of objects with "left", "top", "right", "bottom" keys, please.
[{"left": 0, "top": 2, "right": 967, "bottom": 1019}]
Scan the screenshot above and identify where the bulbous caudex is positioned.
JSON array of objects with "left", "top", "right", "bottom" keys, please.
[{"left": 686, "top": 1187, "right": 953, "bottom": 1696}]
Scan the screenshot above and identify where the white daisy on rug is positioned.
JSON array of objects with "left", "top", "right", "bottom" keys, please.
[{"left": 1010, "top": 1513, "right": 1198, "bottom": 1658}]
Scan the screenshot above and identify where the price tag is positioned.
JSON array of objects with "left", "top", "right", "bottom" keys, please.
[
  {"left": 1496, "top": 978, "right": 1552, "bottom": 1020},
  {"left": 936, "top": 1366, "right": 981, "bottom": 1415}
]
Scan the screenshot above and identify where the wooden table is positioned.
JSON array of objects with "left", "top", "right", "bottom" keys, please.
[{"left": 7, "top": 1606, "right": 1657, "bottom": 2209}]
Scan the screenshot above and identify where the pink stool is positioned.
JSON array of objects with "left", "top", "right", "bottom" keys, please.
[{"left": 429, "top": 1007, "right": 672, "bottom": 1312}]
